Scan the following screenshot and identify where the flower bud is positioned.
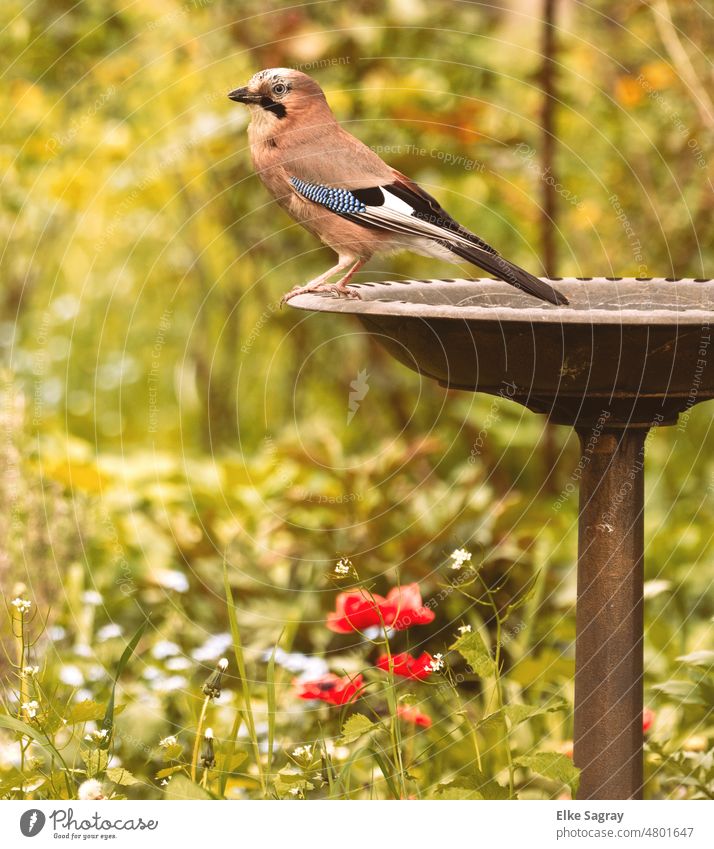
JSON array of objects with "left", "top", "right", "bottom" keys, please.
[
  {"left": 202, "top": 657, "right": 228, "bottom": 699},
  {"left": 200, "top": 727, "right": 215, "bottom": 769}
]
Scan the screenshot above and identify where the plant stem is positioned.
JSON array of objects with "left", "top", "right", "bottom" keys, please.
[
  {"left": 224, "top": 565, "right": 267, "bottom": 796},
  {"left": 191, "top": 696, "right": 210, "bottom": 783},
  {"left": 383, "top": 633, "right": 408, "bottom": 799},
  {"left": 479, "top": 575, "right": 515, "bottom": 797},
  {"left": 14, "top": 608, "right": 28, "bottom": 799},
  {"left": 367, "top": 587, "right": 407, "bottom": 799}
]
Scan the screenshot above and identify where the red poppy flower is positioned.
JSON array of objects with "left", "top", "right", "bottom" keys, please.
[
  {"left": 642, "top": 707, "right": 655, "bottom": 733},
  {"left": 326, "top": 583, "right": 434, "bottom": 634},
  {"left": 397, "top": 704, "right": 432, "bottom": 728},
  {"left": 387, "top": 584, "right": 435, "bottom": 630},
  {"left": 293, "top": 673, "right": 364, "bottom": 706},
  {"left": 376, "top": 651, "right": 434, "bottom": 680},
  {"left": 326, "top": 590, "right": 389, "bottom": 634}
]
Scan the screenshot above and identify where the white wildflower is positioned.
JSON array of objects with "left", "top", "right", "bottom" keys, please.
[
  {"left": 86, "top": 664, "right": 105, "bottom": 683},
  {"left": 153, "top": 674, "right": 188, "bottom": 693},
  {"left": 84, "top": 729, "right": 109, "bottom": 743},
  {"left": 59, "top": 664, "right": 84, "bottom": 687},
  {"left": 424, "top": 653, "right": 445, "bottom": 673},
  {"left": 449, "top": 548, "right": 472, "bottom": 570},
  {"left": 334, "top": 558, "right": 351, "bottom": 576},
  {"left": 22, "top": 665, "right": 40, "bottom": 677},
  {"left": 457, "top": 625, "right": 472, "bottom": 635},
  {"left": 159, "top": 735, "right": 178, "bottom": 749},
  {"left": 292, "top": 745, "right": 311, "bottom": 759},
  {"left": 11, "top": 597, "right": 32, "bottom": 614},
  {"left": 77, "top": 778, "right": 105, "bottom": 800},
  {"left": 165, "top": 656, "right": 191, "bottom": 671},
  {"left": 96, "top": 623, "right": 123, "bottom": 641},
  {"left": 152, "top": 640, "right": 181, "bottom": 660},
  {"left": 81, "top": 590, "right": 103, "bottom": 606},
  {"left": 191, "top": 632, "right": 232, "bottom": 662},
  {"left": 268, "top": 648, "right": 329, "bottom": 680},
  {"left": 22, "top": 700, "right": 40, "bottom": 719},
  {"left": 159, "top": 570, "right": 189, "bottom": 593}
]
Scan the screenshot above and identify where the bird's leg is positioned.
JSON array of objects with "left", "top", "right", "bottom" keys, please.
[
  {"left": 281, "top": 257, "right": 364, "bottom": 304},
  {"left": 317, "top": 259, "right": 366, "bottom": 298}
]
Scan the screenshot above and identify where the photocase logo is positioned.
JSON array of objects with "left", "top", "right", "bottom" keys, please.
[
  {"left": 20, "top": 809, "right": 46, "bottom": 837},
  {"left": 347, "top": 369, "right": 369, "bottom": 424}
]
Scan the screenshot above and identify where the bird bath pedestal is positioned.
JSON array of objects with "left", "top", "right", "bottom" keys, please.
[{"left": 290, "top": 278, "right": 714, "bottom": 800}]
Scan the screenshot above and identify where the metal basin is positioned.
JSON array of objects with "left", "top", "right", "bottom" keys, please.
[{"left": 291, "top": 278, "right": 714, "bottom": 426}]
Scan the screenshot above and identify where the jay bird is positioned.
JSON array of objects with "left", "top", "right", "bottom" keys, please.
[{"left": 228, "top": 68, "right": 568, "bottom": 306}]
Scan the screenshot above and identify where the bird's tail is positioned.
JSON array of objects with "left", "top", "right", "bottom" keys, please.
[{"left": 444, "top": 241, "right": 569, "bottom": 306}]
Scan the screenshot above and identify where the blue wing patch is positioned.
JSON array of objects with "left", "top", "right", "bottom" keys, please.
[{"left": 290, "top": 177, "right": 367, "bottom": 214}]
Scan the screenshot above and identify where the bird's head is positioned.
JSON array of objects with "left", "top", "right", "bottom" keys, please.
[{"left": 228, "top": 68, "right": 329, "bottom": 125}]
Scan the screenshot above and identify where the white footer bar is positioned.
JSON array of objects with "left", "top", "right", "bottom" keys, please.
[{"left": 1, "top": 799, "right": 711, "bottom": 848}]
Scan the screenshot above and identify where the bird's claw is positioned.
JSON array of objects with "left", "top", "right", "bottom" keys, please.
[
  {"left": 323, "top": 285, "right": 361, "bottom": 300},
  {"left": 281, "top": 284, "right": 361, "bottom": 306}
]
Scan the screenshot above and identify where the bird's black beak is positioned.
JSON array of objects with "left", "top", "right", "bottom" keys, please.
[{"left": 228, "top": 87, "right": 260, "bottom": 104}]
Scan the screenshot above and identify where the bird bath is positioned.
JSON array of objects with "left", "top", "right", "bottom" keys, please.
[{"left": 290, "top": 277, "right": 714, "bottom": 800}]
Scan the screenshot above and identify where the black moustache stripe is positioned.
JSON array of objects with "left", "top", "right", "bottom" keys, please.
[{"left": 259, "top": 96, "right": 287, "bottom": 119}]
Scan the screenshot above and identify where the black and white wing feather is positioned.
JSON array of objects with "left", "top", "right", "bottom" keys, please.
[{"left": 289, "top": 174, "right": 568, "bottom": 306}]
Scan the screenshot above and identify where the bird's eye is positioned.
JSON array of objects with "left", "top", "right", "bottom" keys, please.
[{"left": 272, "top": 83, "right": 287, "bottom": 96}]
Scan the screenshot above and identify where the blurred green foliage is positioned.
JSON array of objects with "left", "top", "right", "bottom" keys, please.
[{"left": 1, "top": 0, "right": 713, "bottom": 799}]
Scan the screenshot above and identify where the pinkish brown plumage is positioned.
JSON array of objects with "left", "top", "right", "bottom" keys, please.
[{"left": 228, "top": 68, "right": 568, "bottom": 306}]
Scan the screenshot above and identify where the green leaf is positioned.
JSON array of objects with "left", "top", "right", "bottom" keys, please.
[
  {"left": 677, "top": 650, "right": 714, "bottom": 668},
  {"left": 433, "top": 786, "right": 484, "bottom": 799},
  {"left": 106, "top": 767, "right": 139, "bottom": 786},
  {"left": 369, "top": 748, "right": 400, "bottom": 799},
  {"left": 450, "top": 630, "right": 495, "bottom": 677},
  {"left": 432, "top": 770, "right": 510, "bottom": 800},
  {"left": 0, "top": 768, "right": 27, "bottom": 795},
  {"left": 273, "top": 770, "right": 314, "bottom": 797},
  {"left": 515, "top": 752, "right": 580, "bottom": 797},
  {"left": 100, "top": 618, "right": 149, "bottom": 748},
  {"left": 219, "top": 710, "right": 243, "bottom": 798},
  {"left": 164, "top": 774, "right": 211, "bottom": 800},
  {"left": 653, "top": 679, "right": 705, "bottom": 705},
  {"left": 46, "top": 701, "right": 126, "bottom": 733},
  {"left": 215, "top": 751, "right": 247, "bottom": 776},
  {"left": 67, "top": 700, "right": 108, "bottom": 724},
  {"left": 0, "top": 715, "right": 62, "bottom": 766},
  {"left": 155, "top": 765, "right": 185, "bottom": 780},
  {"left": 696, "top": 676, "right": 714, "bottom": 708},
  {"left": 477, "top": 701, "right": 567, "bottom": 737},
  {"left": 83, "top": 747, "right": 109, "bottom": 778},
  {"left": 475, "top": 709, "right": 507, "bottom": 735},
  {"left": 160, "top": 742, "right": 183, "bottom": 761},
  {"left": 266, "top": 640, "right": 279, "bottom": 783},
  {"left": 340, "top": 713, "right": 379, "bottom": 744}
]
